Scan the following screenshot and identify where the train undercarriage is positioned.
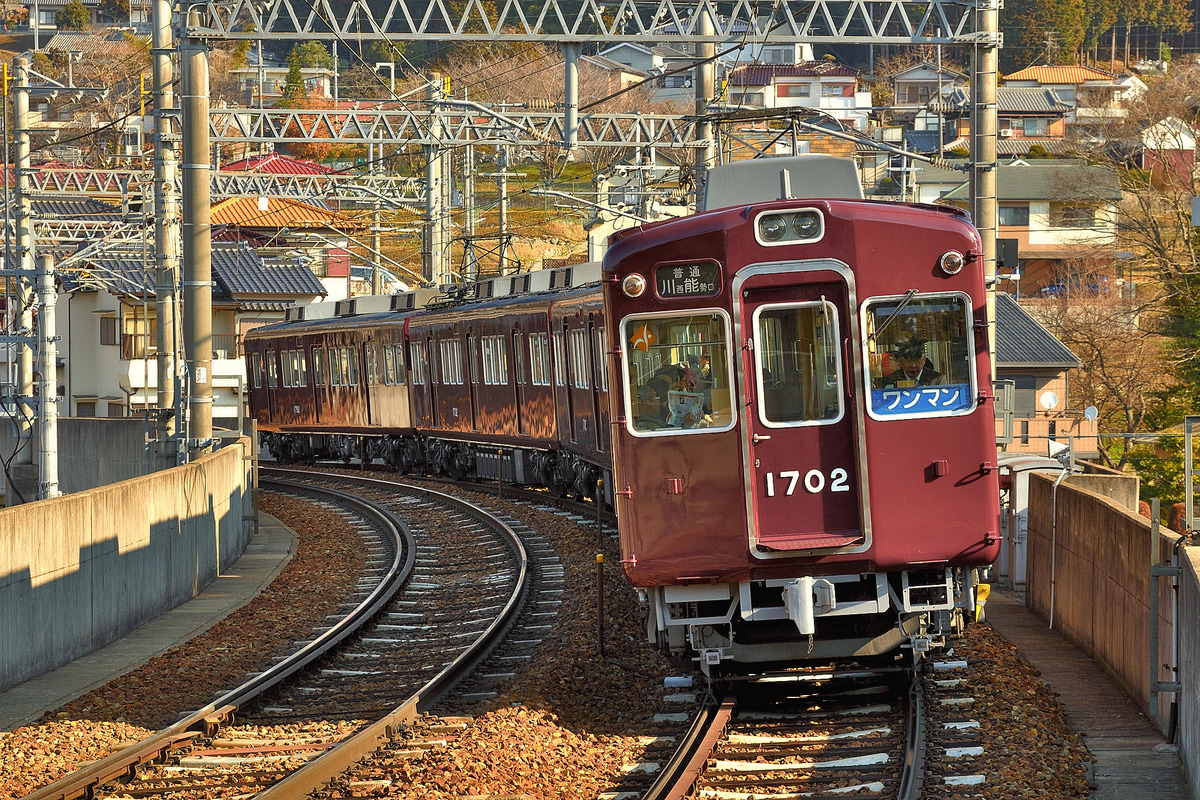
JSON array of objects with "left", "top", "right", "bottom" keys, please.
[
  {"left": 259, "top": 430, "right": 610, "bottom": 503},
  {"left": 643, "top": 566, "right": 985, "bottom": 674}
]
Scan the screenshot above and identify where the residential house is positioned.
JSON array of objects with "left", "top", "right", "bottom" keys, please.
[
  {"left": 1001, "top": 65, "right": 1142, "bottom": 141},
  {"left": 232, "top": 65, "right": 336, "bottom": 104},
  {"left": 596, "top": 43, "right": 694, "bottom": 102},
  {"left": 724, "top": 62, "right": 872, "bottom": 130},
  {"left": 891, "top": 60, "right": 968, "bottom": 121},
  {"left": 1137, "top": 116, "right": 1197, "bottom": 180},
  {"left": 209, "top": 195, "right": 373, "bottom": 299},
  {"left": 24, "top": 1, "right": 149, "bottom": 33},
  {"left": 939, "top": 159, "right": 1123, "bottom": 294},
  {"left": 582, "top": 53, "right": 648, "bottom": 95},
  {"left": 993, "top": 293, "right": 1098, "bottom": 459},
  {"left": 57, "top": 241, "right": 326, "bottom": 424}
]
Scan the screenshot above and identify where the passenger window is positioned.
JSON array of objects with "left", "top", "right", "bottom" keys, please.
[
  {"left": 753, "top": 301, "right": 842, "bottom": 426},
  {"left": 621, "top": 312, "right": 734, "bottom": 435},
  {"left": 863, "top": 292, "right": 975, "bottom": 418}
]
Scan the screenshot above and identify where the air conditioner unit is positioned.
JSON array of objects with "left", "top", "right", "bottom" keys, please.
[{"left": 999, "top": 128, "right": 1014, "bottom": 138}]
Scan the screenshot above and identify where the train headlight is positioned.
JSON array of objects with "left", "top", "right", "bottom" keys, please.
[
  {"left": 758, "top": 215, "right": 787, "bottom": 242},
  {"left": 791, "top": 211, "right": 821, "bottom": 239},
  {"left": 622, "top": 273, "right": 647, "bottom": 297},
  {"left": 939, "top": 250, "right": 966, "bottom": 275}
]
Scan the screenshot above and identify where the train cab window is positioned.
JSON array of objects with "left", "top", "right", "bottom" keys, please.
[
  {"left": 621, "top": 312, "right": 735, "bottom": 435},
  {"left": 266, "top": 349, "right": 278, "bottom": 389},
  {"left": 753, "top": 301, "right": 843, "bottom": 426},
  {"left": 863, "top": 292, "right": 975, "bottom": 419}
]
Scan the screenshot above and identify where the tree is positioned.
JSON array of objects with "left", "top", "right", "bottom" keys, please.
[
  {"left": 278, "top": 49, "right": 307, "bottom": 106},
  {"left": 291, "top": 42, "right": 334, "bottom": 70},
  {"left": 55, "top": 0, "right": 90, "bottom": 30},
  {"left": 98, "top": 0, "right": 127, "bottom": 23}
]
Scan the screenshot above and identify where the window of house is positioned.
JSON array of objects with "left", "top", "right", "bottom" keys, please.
[
  {"left": 822, "top": 83, "right": 852, "bottom": 97},
  {"left": 106, "top": 401, "right": 125, "bottom": 418},
  {"left": 1053, "top": 205, "right": 1095, "bottom": 228},
  {"left": 100, "top": 316, "right": 119, "bottom": 346},
  {"left": 777, "top": 83, "right": 811, "bottom": 98},
  {"left": 999, "top": 206, "right": 1030, "bottom": 227},
  {"left": 905, "top": 85, "right": 931, "bottom": 103},
  {"left": 76, "top": 400, "right": 96, "bottom": 417},
  {"left": 1022, "top": 118, "right": 1049, "bottom": 136},
  {"left": 1013, "top": 375, "right": 1036, "bottom": 418}
]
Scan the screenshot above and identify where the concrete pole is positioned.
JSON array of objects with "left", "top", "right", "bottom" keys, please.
[
  {"left": 152, "top": 0, "right": 179, "bottom": 468},
  {"left": 464, "top": 89, "right": 476, "bottom": 282},
  {"left": 694, "top": 7, "right": 716, "bottom": 201},
  {"left": 497, "top": 146, "right": 509, "bottom": 274},
  {"left": 562, "top": 42, "right": 582, "bottom": 151},
  {"left": 10, "top": 57, "right": 36, "bottom": 503},
  {"left": 425, "top": 73, "right": 450, "bottom": 286},
  {"left": 36, "top": 253, "right": 59, "bottom": 500},
  {"left": 181, "top": 11, "right": 212, "bottom": 453},
  {"left": 970, "top": 0, "right": 999, "bottom": 375}
]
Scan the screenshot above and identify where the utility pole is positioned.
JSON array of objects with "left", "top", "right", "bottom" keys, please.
[
  {"left": 971, "top": 0, "right": 1000, "bottom": 374},
  {"left": 152, "top": 0, "right": 180, "bottom": 467},
  {"left": 694, "top": 6, "right": 716, "bottom": 198},
  {"left": 35, "top": 253, "right": 59, "bottom": 499},
  {"left": 7, "top": 57, "right": 36, "bottom": 503},
  {"left": 182, "top": 11, "right": 213, "bottom": 453}
]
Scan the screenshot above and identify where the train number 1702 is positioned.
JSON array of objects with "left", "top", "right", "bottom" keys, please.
[{"left": 765, "top": 468, "right": 850, "bottom": 496}]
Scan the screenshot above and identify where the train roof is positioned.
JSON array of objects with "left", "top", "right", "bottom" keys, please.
[{"left": 246, "top": 261, "right": 602, "bottom": 339}]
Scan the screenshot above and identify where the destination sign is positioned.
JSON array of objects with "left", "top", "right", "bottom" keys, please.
[{"left": 655, "top": 260, "right": 721, "bottom": 299}]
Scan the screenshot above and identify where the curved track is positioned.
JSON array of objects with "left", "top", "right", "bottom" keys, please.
[
  {"left": 646, "top": 666, "right": 928, "bottom": 800},
  {"left": 23, "top": 472, "right": 529, "bottom": 800}
]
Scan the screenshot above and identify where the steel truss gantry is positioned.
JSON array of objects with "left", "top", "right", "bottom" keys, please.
[{"left": 190, "top": 0, "right": 997, "bottom": 46}]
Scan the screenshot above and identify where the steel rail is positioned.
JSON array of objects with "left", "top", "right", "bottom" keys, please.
[
  {"left": 896, "top": 668, "right": 927, "bottom": 800},
  {"left": 251, "top": 468, "right": 532, "bottom": 798},
  {"left": 639, "top": 691, "right": 733, "bottom": 800},
  {"left": 22, "top": 479, "right": 415, "bottom": 800}
]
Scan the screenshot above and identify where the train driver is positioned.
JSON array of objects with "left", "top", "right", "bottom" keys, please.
[{"left": 880, "top": 338, "right": 947, "bottom": 388}]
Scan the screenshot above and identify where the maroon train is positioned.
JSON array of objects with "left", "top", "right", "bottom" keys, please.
[{"left": 246, "top": 156, "right": 1001, "bottom": 671}]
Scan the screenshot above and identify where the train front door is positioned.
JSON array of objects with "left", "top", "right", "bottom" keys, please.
[{"left": 736, "top": 263, "right": 868, "bottom": 554}]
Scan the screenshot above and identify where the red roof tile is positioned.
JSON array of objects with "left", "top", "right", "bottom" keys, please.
[{"left": 221, "top": 151, "right": 336, "bottom": 175}]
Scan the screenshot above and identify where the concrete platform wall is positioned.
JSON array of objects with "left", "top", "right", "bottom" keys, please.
[
  {"left": 1025, "top": 473, "right": 1181, "bottom": 728},
  {"left": 0, "top": 438, "right": 254, "bottom": 692}
]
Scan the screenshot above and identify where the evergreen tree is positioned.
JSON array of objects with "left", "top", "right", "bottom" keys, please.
[
  {"left": 55, "top": 0, "right": 90, "bottom": 30},
  {"left": 279, "top": 48, "right": 306, "bottom": 106}
]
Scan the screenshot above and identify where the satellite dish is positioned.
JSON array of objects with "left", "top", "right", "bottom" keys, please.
[
  {"left": 1040, "top": 391, "right": 1059, "bottom": 410},
  {"left": 1085, "top": 405, "right": 1099, "bottom": 421}
]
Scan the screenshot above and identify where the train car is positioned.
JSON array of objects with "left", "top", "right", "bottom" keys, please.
[
  {"left": 247, "top": 155, "right": 999, "bottom": 672},
  {"left": 603, "top": 156, "right": 1000, "bottom": 670}
]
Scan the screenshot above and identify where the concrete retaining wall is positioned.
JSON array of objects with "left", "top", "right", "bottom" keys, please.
[
  {"left": 2, "top": 417, "right": 154, "bottom": 503},
  {"left": 1025, "top": 473, "right": 1176, "bottom": 724},
  {"left": 0, "top": 438, "right": 254, "bottom": 692},
  {"left": 1177, "top": 550, "right": 1200, "bottom": 800}
]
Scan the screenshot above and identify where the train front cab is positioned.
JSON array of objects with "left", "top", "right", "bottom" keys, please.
[{"left": 607, "top": 202, "right": 999, "bottom": 670}]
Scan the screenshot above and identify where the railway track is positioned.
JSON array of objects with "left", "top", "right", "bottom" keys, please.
[
  {"left": 22, "top": 471, "right": 532, "bottom": 800},
  {"left": 639, "top": 657, "right": 989, "bottom": 800}
]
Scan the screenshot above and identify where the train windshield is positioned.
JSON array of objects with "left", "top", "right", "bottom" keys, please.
[
  {"left": 863, "top": 292, "right": 975, "bottom": 419},
  {"left": 622, "top": 311, "right": 735, "bottom": 435},
  {"left": 752, "top": 300, "right": 844, "bottom": 426}
]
